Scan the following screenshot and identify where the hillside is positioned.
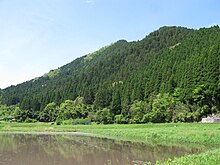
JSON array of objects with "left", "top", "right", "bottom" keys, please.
[{"left": 1, "top": 26, "right": 220, "bottom": 123}]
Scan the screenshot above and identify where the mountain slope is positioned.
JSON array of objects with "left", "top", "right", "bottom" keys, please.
[{"left": 1, "top": 26, "right": 220, "bottom": 123}]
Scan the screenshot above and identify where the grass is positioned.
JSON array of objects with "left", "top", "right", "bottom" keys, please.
[
  {"left": 71, "top": 123, "right": 220, "bottom": 146},
  {"left": 0, "top": 121, "right": 220, "bottom": 164},
  {"left": 0, "top": 121, "right": 77, "bottom": 133},
  {"left": 156, "top": 148, "right": 220, "bottom": 165}
]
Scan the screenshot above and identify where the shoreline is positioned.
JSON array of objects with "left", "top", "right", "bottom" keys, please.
[
  {"left": 1, "top": 122, "right": 220, "bottom": 164},
  {"left": 0, "top": 131, "right": 91, "bottom": 136}
]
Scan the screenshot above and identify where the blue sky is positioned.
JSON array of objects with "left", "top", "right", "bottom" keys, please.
[{"left": 0, "top": 0, "right": 220, "bottom": 88}]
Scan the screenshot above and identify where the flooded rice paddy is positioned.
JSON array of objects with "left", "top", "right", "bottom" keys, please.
[{"left": 0, "top": 133, "right": 201, "bottom": 165}]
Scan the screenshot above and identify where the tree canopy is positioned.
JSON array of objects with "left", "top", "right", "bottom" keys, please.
[{"left": 1, "top": 26, "right": 220, "bottom": 124}]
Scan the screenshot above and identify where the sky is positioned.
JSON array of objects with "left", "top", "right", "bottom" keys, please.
[{"left": 0, "top": 0, "right": 220, "bottom": 89}]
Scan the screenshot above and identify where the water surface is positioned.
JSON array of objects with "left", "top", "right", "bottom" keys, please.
[{"left": 0, "top": 133, "right": 200, "bottom": 165}]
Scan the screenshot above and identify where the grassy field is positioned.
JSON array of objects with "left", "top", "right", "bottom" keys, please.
[{"left": 0, "top": 121, "right": 220, "bottom": 164}]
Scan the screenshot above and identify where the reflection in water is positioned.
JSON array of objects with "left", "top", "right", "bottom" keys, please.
[{"left": 0, "top": 134, "right": 200, "bottom": 165}]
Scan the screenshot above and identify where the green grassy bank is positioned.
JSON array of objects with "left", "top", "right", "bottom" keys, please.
[
  {"left": 74, "top": 123, "right": 220, "bottom": 165},
  {"left": 0, "top": 122, "right": 220, "bottom": 164}
]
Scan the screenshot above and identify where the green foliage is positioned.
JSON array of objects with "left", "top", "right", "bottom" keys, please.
[
  {"left": 42, "top": 68, "right": 61, "bottom": 79},
  {"left": 72, "top": 118, "right": 91, "bottom": 125},
  {"left": 0, "top": 104, "right": 28, "bottom": 122},
  {"left": 111, "top": 89, "right": 122, "bottom": 115},
  {"left": 0, "top": 122, "right": 220, "bottom": 165},
  {"left": 0, "top": 89, "right": 2, "bottom": 104},
  {"left": 58, "top": 100, "right": 78, "bottom": 120},
  {"left": 1, "top": 26, "right": 220, "bottom": 124},
  {"left": 55, "top": 97, "right": 91, "bottom": 122},
  {"left": 84, "top": 43, "right": 112, "bottom": 61},
  {"left": 94, "top": 88, "right": 112, "bottom": 110},
  {"left": 114, "top": 114, "right": 126, "bottom": 124},
  {"left": 39, "top": 102, "right": 58, "bottom": 122},
  {"left": 158, "top": 148, "right": 220, "bottom": 165},
  {"left": 129, "top": 101, "right": 147, "bottom": 123},
  {"left": 95, "top": 108, "right": 113, "bottom": 124}
]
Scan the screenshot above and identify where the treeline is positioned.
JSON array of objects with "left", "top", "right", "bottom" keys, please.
[
  {"left": 1, "top": 90, "right": 218, "bottom": 124},
  {"left": 0, "top": 26, "right": 220, "bottom": 124},
  {"left": 0, "top": 91, "right": 219, "bottom": 125}
]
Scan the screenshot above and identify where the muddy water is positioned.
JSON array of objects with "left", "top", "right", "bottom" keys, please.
[{"left": 0, "top": 134, "right": 200, "bottom": 165}]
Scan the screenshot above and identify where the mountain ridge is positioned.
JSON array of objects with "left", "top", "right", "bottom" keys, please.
[{"left": 1, "top": 25, "right": 219, "bottom": 123}]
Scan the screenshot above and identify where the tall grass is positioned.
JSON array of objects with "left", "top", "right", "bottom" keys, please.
[{"left": 156, "top": 148, "right": 220, "bottom": 165}]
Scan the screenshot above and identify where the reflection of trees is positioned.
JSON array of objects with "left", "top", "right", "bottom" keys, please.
[
  {"left": 37, "top": 135, "right": 98, "bottom": 159},
  {"left": 0, "top": 134, "right": 26, "bottom": 153},
  {"left": 35, "top": 135, "right": 202, "bottom": 164},
  {"left": 36, "top": 135, "right": 128, "bottom": 163},
  {"left": 122, "top": 141, "right": 202, "bottom": 164},
  {"left": 0, "top": 134, "right": 202, "bottom": 165}
]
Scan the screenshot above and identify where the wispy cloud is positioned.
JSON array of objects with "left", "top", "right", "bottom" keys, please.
[{"left": 85, "top": 0, "right": 95, "bottom": 5}]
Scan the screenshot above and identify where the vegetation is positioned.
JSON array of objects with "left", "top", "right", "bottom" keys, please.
[
  {"left": 0, "top": 25, "right": 219, "bottom": 164},
  {"left": 1, "top": 122, "right": 220, "bottom": 145},
  {"left": 157, "top": 148, "right": 220, "bottom": 165},
  {"left": 0, "top": 26, "right": 220, "bottom": 124},
  {"left": 0, "top": 122, "right": 220, "bottom": 164}
]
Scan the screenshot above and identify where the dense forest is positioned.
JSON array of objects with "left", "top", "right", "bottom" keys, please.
[{"left": 0, "top": 26, "right": 220, "bottom": 124}]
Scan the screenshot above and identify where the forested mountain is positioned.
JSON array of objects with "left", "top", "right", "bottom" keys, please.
[{"left": 1, "top": 26, "right": 220, "bottom": 123}]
